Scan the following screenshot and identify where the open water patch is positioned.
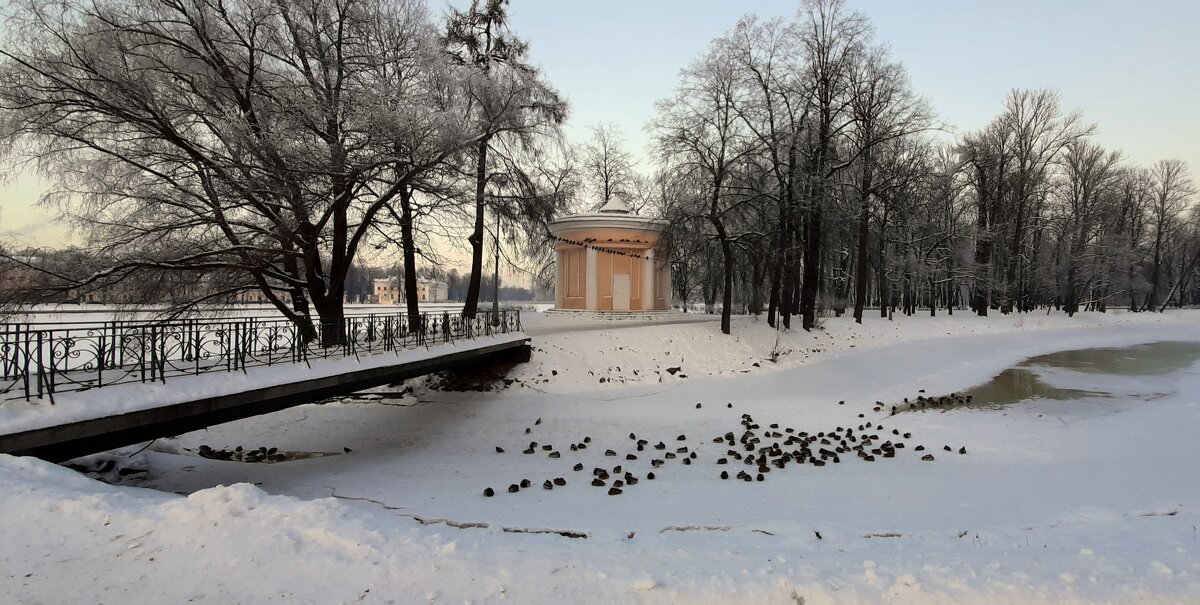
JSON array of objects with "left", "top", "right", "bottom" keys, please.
[{"left": 896, "top": 341, "right": 1200, "bottom": 412}]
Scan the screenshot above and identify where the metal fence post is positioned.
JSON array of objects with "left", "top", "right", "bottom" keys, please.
[{"left": 36, "top": 330, "right": 45, "bottom": 399}]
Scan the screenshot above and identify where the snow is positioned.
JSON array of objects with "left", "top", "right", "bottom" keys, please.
[{"left": 3, "top": 309, "right": 1200, "bottom": 603}]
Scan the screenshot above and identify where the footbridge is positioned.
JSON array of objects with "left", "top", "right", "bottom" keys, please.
[{"left": 0, "top": 310, "right": 529, "bottom": 461}]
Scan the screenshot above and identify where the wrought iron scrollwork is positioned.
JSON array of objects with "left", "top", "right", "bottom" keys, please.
[{"left": 0, "top": 309, "right": 522, "bottom": 402}]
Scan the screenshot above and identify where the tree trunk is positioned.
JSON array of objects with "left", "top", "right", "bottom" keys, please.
[
  {"left": 800, "top": 196, "right": 822, "bottom": 330},
  {"left": 779, "top": 141, "right": 799, "bottom": 330},
  {"left": 928, "top": 276, "right": 936, "bottom": 316},
  {"left": 463, "top": 137, "right": 491, "bottom": 318},
  {"left": 709, "top": 173, "right": 733, "bottom": 334},
  {"left": 492, "top": 226, "right": 501, "bottom": 322},
  {"left": 834, "top": 244, "right": 849, "bottom": 317},
  {"left": 877, "top": 229, "right": 888, "bottom": 319},
  {"left": 720, "top": 237, "right": 734, "bottom": 333},
  {"left": 971, "top": 164, "right": 992, "bottom": 317},
  {"left": 1002, "top": 185, "right": 1028, "bottom": 315},
  {"left": 800, "top": 109, "right": 832, "bottom": 332},
  {"left": 947, "top": 234, "right": 957, "bottom": 315},
  {"left": 749, "top": 250, "right": 765, "bottom": 315},
  {"left": 767, "top": 251, "right": 781, "bottom": 327},
  {"left": 400, "top": 186, "right": 421, "bottom": 327},
  {"left": 312, "top": 295, "right": 345, "bottom": 349},
  {"left": 703, "top": 250, "right": 718, "bottom": 314},
  {"left": 280, "top": 237, "right": 316, "bottom": 343},
  {"left": 852, "top": 156, "right": 872, "bottom": 323},
  {"left": 1148, "top": 222, "right": 1164, "bottom": 310},
  {"left": 1159, "top": 245, "right": 1200, "bottom": 312}
]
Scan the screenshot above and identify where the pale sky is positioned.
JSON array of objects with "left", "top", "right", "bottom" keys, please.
[{"left": 2, "top": 0, "right": 1197, "bottom": 253}]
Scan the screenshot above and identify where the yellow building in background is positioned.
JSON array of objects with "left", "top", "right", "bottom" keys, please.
[{"left": 372, "top": 277, "right": 448, "bottom": 305}]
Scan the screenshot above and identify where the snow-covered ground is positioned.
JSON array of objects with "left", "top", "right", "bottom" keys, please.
[{"left": 3, "top": 309, "right": 1200, "bottom": 603}]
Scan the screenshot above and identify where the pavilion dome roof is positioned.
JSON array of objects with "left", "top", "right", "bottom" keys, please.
[
  {"left": 548, "top": 197, "right": 667, "bottom": 236},
  {"left": 597, "top": 197, "right": 632, "bottom": 214}
]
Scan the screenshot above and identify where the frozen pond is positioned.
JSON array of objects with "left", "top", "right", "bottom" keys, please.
[{"left": 913, "top": 340, "right": 1200, "bottom": 413}]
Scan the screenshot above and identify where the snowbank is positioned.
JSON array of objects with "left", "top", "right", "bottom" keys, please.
[{"left": 512, "top": 308, "right": 1198, "bottom": 392}]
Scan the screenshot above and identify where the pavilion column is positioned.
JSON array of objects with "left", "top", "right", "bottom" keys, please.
[
  {"left": 554, "top": 249, "right": 564, "bottom": 309},
  {"left": 585, "top": 247, "right": 599, "bottom": 310},
  {"left": 661, "top": 256, "right": 671, "bottom": 310},
  {"left": 642, "top": 248, "right": 655, "bottom": 311}
]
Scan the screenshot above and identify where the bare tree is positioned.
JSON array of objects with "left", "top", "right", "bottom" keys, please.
[
  {"left": 581, "top": 123, "right": 638, "bottom": 207},
  {"left": 653, "top": 37, "right": 759, "bottom": 334},
  {"left": 724, "top": 15, "right": 807, "bottom": 329},
  {"left": 1057, "top": 139, "right": 1121, "bottom": 316},
  {"left": 796, "top": 0, "right": 870, "bottom": 331},
  {"left": 445, "top": 0, "right": 565, "bottom": 318},
  {"left": 1146, "top": 159, "right": 1197, "bottom": 309},
  {"left": 996, "top": 89, "right": 1091, "bottom": 313},
  {"left": 846, "top": 45, "right": 930, "bottom": 323},
  {"left": 638, "top": 5, "right": 1195, "bottom": 325},
  {"left": 961, "top": 122, "right": 1010, "bottom": 316},
  {"left": 0, "top": 0, "right": 491, "bottom": 344}
]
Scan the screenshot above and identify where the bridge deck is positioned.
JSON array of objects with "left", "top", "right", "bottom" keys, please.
[{"left": 0, "top": 334, "right": 530, "bottom": 461}]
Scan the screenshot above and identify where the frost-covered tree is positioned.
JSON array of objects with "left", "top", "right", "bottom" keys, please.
[
  {"left": 0, "top": 0, "right": 497, "bottom": 343},
  {"left": 652, "top": 36, "right": 760, "bottom": 335},
  {"left": 444, "top": 0, "right": 566, "bottom": 318},
  {"left": 581, "top": 123, "right": 638, "bottom": 208}
]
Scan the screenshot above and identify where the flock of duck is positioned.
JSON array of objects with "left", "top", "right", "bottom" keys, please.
[
  {"left": 196, "top": 444, "right": 288, "bottom": 463},
  {"left": 483, "top": 396, "right": 971, "bottom": 497},
  {"left": 882, "top": 389, "right": 975, "bottom": 414}
]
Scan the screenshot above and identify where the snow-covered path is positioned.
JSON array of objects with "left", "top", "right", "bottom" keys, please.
[{"left": 3, "top": 311, "right": 1199, "bottom": 603}]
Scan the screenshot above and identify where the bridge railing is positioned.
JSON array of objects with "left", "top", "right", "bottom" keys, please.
[{"left": 0, "top": 309, "right": 521, "bottom": 401}]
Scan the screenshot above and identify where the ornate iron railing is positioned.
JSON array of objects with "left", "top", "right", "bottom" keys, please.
[{"left": 0, "top": 309, "right": 521, "bottom": 401}]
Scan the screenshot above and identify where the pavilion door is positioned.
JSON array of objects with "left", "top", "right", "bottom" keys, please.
[{"left": 612, "top": 274, "right": 631, "bottom": 311}]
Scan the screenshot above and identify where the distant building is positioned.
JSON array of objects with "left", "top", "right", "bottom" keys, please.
[
  {"left": 417, "top": 279, "right": 448, "bottom": 302},
  {"left": 236, "top": 288, "right": 272, "bottom": 304},
  {"left": 374, "top": 277, "right": 401, "bottom": 305},
  {"left": 0, "top": 263, "right": 39, "bottom": 295},
  {"left": 79, "top": 285, "right": 131, "bottom": 304},
  {"left": 371, "top": 276, "right": 448, "bottom": 305}
]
